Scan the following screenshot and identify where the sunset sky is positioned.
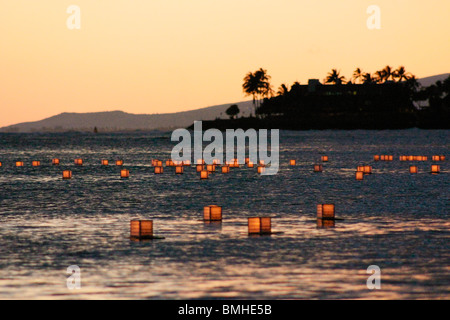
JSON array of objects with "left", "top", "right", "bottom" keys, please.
[{"left": 1, "top": 0, "right": 449, "bottom": 127}]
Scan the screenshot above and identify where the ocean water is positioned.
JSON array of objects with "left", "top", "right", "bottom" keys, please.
[{"left": 0, "top": 129, "right": 448, "bottom": 300}]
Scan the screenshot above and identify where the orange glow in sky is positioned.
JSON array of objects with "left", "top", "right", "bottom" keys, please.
[{"left": 1, "top": 1, "right": 449, "bottom": 127}]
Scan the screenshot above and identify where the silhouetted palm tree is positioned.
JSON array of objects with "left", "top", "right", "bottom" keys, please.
[
  {"left": 362, "top": 73, "right": 376, "bottom": 84},
  {"left": 374, "top": 70, "right": 386, "bottom": 83},
  {"left": 243, "top": 68, "right": 272, "bottom": 114},
  {"left": 277, "top": 83, "right": 289, "bottom": 96},
  {"left": 352, "top": 68, "right": 364, "bottom": 84},
  {"left": 382, "top": 65, "right": 394, "bottom": 81},
  {"left": 393, "top": 66, "right": 412, "bottom": 82},
  {"left": 325, "top": 69, "right": 345, "bottom": 85}
]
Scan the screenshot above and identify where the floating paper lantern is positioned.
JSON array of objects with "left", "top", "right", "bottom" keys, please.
[
  {"left": 432, "top": 155, "right": 439, "bottom": 161},
  {"left": 399, "top": 156, "right": 407, "bottom": 161},
  {"left": 165, "top": 160, "right": 173, "bottom": 167},
  {"left": 154, "top": 166, "right": 163, "bottom": 174},
  {"left": 257, "top": 166, "right": 265, "bottom": 174},
  {"left": 380, "top": 155, "right": 386, "bottom": 161},
  {"left": 356, "top": 171, "right": 364, "bottom": 180},
  {"left": 130, "top": 220, "right": 153, "bottom": 240},
  {"left": 0, "top": 162, "right": 2, "bottom": 167},
  {"left": 317, "top": 218, "right": 335, "bottom": 229},
  {"left": 431, "top": 165, "right": 440, "bottom": 174},
  {"left": 74, "top": 159, "right": 83, "bottom": 166},
  {"left": 289, "top": 160, "right": 296, "bottom": 166},
  {"left": 247, "top": 161, "right": 254, "bottom": 168},
  {"left": 16, "top": 161, "right": 24, "bottom": 167},
  {"left": 200, "top": 170, "right": 209, "bottom": 179},
  {"left": 62, "top": 170, "right": 72, "bottom": 179},
  {"left": 221, "top": 166, "right": 230, "bottom": 173},
  {"left": 32, "top": 161, "right": 40, "bottom": 167},
  {"left": 175, "top": 166, "right": 184, "bottom": 174},
  {"left": 357, "top": 166, "right": 365, "bottom": 172},
  {"left": 409, "top": 166, "right": 418, "bottom": 174},
  {"left": 203, "top": 205, "right": 222, "bottom": 221},
  {"left": 101, "top": 159, "right": 109, "bottom": 165},
  {"left": 196, "top": 164, "right": 204, "bottom": 172},
  {"left": 120, "top": 169, "right": 130, "bottom": 178},
  {"left": 206, "top": 164, "right": 215, "bottom": 172},
  {"left": 321, "top": 156, "right": 329, "bottom": 162},
  {"left": 52, "top": 159, "right": 60, "bottom": 165},
  {"left": 183, "top": 160, "right": 191, "bottom": 166},
  {"left": 212, "top": 159, "right": 220, "bottom": 165},
  {"left": 374, "top": 155, "right": 380, "bottom": 161},
  {"left": 314, "top": 164, "right": 323, "bottom": 172},
  {"left": 248, "top": 217, "right": 272, "bottom": 235},
  {"left": 245, "top": 157, "right": 250, "bottom": 164},
  {"left": 423, "top": 156, "right": 428, "bottom": 161},
  {"left": 440, "top": 155, "right": 445, "bottom": 161},
  {"left": 116, "top": 160, "right": 124, "bottom": 166},
  {"left": 317, "top": 204, "right": 335, "bottom": 219},
  {"left": 363, "top": 166, "right": 372, "bottom": 174},
  {"left": 388, "top": 155, "right": 393, "bottom": 161},
  {"left": 258, "top": 160, "right": 264, "bottom": 166},
  {"left": 197, "top": 159, "right": 205, "bottom": 165}
]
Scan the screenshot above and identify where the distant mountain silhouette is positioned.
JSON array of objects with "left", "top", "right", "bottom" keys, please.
[
  {"left": 417, "top": 73, "right": 450, "bottom": 88},
  {"left": 0, "top": 101, "right": 254, "bottom": 132}
]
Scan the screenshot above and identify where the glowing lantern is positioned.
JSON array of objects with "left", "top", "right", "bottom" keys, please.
[
  {"left": 156, "top": 160, "right": 163, "bottom": 167},
  {"left": 247, "top": 161, "right": 254, "bottom": 168},
  {"left": 248, "top": 217, "right": 272, "bottom": 235},
  {"left": 257, "top": 166, "right": 265, "bottom": 174},
  {"left": 380, "top": 155, "right": 386, "bottom": 161},
  {"left": 130, "top": 220, "right": 153, "bottom": 240},
  {"left": 314, "top": 164, "right": 323, "bottom": 172},
  {"left": 200, "top": 170, "right": 209, "bottom": 179},
  {"left": 16, "top": 161, "right": 24, "bottom": 167},
  {"left": 399, "top": 156, "right": 407, "bottom": 161},
  {"left": 183, "top": 160, "right": 191, "bottom": 166},
  {"left": 258, "top": 160, "right": 264, "bottom": 166},
  {"left": 197, "top": 159, "right": 205, "bottom": 165},
  {"left": 62, "top": 170, "right": 72, "bottom": 179},
  {"left": 101, "top": 160, "right": 109, "bottom": 165},
  {"left": 175, "top": 166, "right": 184, "bottom": 174},
  {"left": 374, "top": 155, "right": 380, "bottom": 161},
  {"left": 356, "top": 171, "right": 364, "bottom": 180},
  {"left": 440, "top": 155, "right": 445, "bottom": 161},
  {"left": 409, "top": 166, "right": 418, "bottom": 174},
  {"left": 321, "top": 156, "right": 329, "bottom": 162},
  {"left": 432, "top": 156, "right": 439, "bottom": 161},
  {"left": 165, "top": 160, "right": 173, "bottom": 167},
  {"left": 317, "top": 204, "right": 335, "bottom": 219},
  {"left": 203, "top": 205, "right": 222, "bottom": 221},
  {"left": 289, "top": 160, "right": 296, "bottom": 166},
  {"left": 363, "top": 166, "right": 372, "bottom": 174},
  {"left": 245, "top": 158, "right": 250, "bottom": 164},
  {"left": 116, "top": 160, "right": 124, "bottom": 166},
  {"left": 206, "top": 164, "right": 215, "bottom": 172},
  {"left": 357, "top": 166, "right": 365, "bottom": 172},
  {"left": 212, "top": 159, "right": 220, "bottom": 165},
  {"left": 431, "top": 165, "right": 440, "bottom": 174},
  {"left": 221, "top": 166, "right": 230, "bottom": 173},
  {"left": 52, "top": 159, "right": 60, "bottom": 165},
  {"left": 388, "top": 155, "right": 393, "bottom": 161},
  {"left": 154, "top": 166, "right": 163, "bottom": 174},
  {"left": 196, "top": 164, "right": 204, "bottom": 172},
  {"left": 120, "top": 169, "right": 130, "bottom": 178},
  {"left": 32, "top": 161, "right": 40, "bottom": 167},
  {"left": 423, "top": 156, "right": 428, "bottom": 161},
  {"left": 317, "top": 219, "right": 335, "bottom": 229},
  {"left": 0, "top": 162, "right": 2, "bottom": 167},
  {"left": 74, "top": 159, "right": 83, "bottom": 166}
]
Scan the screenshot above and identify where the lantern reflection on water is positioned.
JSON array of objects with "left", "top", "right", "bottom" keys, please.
[
  {"left": 248, "top": 217, "right": 271, "bottom": 235},
  {"left": 317, "top": 218, "right": 335, "bottom": 229},
  {"left": 203, "top": 205, "right": 222, "bottom": 221},
  {"left": 317, "top": 204, "right": 335, "bottom": 219}
]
